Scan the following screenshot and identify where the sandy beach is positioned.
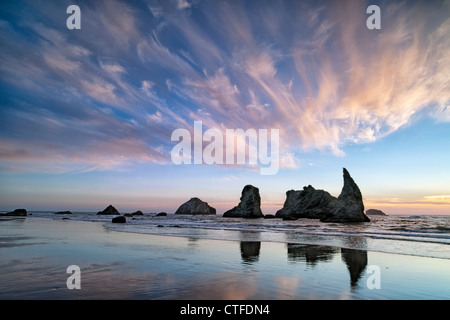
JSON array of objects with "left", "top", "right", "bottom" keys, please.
[{"left": 0, "top": 217, "right": 449, "bottom": 301}]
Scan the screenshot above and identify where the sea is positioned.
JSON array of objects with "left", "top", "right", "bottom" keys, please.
[{"left": 6, "top": 211, "right": 449, "bottom": 260}]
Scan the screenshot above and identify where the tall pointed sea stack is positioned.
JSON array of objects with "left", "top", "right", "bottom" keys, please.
[
  {"left": 223, "top": 185, "right": 264, "bottom": 218},
  {"left": 320, "top": 168, "right": 370, "bottom": 222}
]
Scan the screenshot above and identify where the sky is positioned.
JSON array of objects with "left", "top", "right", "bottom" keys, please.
[{"left": 0, "top": 0, "right": 449, "bottom": 215}]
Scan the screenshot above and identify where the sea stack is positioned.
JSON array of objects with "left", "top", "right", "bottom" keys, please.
[
  {"left": 320, "top": 168, "right": 370, "bottom": 222},
  {"left": 175, "top": 197, "right": 216, "bottom": 215},
  {"left": 275, "top": 186, "right": 337, "bottom": 219},
  {"left": 223, "top": 185, "right": 263, "bottom": 218},
  {"left": 97, "top": 205, "right": 120, "bottom": 215}
]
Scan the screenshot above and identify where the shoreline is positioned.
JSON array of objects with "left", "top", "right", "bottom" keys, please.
[{"left": 1, "top": 217, "right": 449, "bottom": 300}]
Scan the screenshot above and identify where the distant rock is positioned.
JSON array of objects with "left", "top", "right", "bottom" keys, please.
[
  {"left": 97, "top": 205, "right": 120, "bottom": 215},
  {"left": 175, "top": 198, "right": 216, "bottom": 215},
  {"left": 112, "top": 215, "right": 126, "bottom": 223},
  {"left": 282, "top": 216, "right": 298, "bottom": 221},
  {"left": 223, "top": 185, "right": 263, "bottom": 218},
  {"left": 156, "top": 212, "right": 167, "bottom": 216},
  {"left": 366, "top": 209, "right": 387, "bottom": 216},
  {"left": 55, "top": 211, "right": 72, "bottom": 215},
  {"left": 131, "top": 210, "right": 143, "bottom": 216},
  {"left": 320, "top": 169, "right": 370, "bottom": 222},
  {"left": 275, "top": 186, "right": 338, "bottom": 219},
  {"left": 6, "top": 209, "right": 27, "bottom": 216},
  {"left": 263, "top": 214, "right": 276, "bottom": 219}
]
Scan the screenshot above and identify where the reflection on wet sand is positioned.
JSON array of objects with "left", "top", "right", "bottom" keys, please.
[
  {"left": 341, "top": 248, "right": 368, "bottom": 287},
  {"left": 239, "top": 241, "right": 369, "bottom": 288},
  {"left": 240, "top": 242, "right": 261, "bottom": 263}
]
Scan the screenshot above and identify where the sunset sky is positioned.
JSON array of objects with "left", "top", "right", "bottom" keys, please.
[{"left": 0, "top": 0, "right": 449, "bottom": 215}]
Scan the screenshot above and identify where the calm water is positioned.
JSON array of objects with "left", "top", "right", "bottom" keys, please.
[
  {"left": 14, "top": 211, "right": 450, "bottom": 259},
  {"left": 0, "top": 216, "right": 449, "bottom": 300}
]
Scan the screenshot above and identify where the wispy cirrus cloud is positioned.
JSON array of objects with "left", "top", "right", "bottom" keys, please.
[{"left": 0, "top": 0, "right": 449, "bottom": 174}]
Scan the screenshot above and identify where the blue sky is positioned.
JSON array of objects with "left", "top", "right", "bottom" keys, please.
[{"left": 0, "top": 0, "right": 449, "bottom": 214}]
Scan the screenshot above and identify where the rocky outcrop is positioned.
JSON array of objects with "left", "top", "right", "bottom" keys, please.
[
  {"left": 223, "top": 185, "right": 263, "bottom": 218},
  {"left": 4, "top": 209, "right": 27, "bottom": 216},
  {"left": 275, "top": 186, "right": 338, "bottom": 219},
  {"left": 112, "top": 215, "right": 126, "bottom": 223},
  {"left": 131, "top": 210, "right": 143, "bottom": 216},
  {"left": 175, "top": 198, "right": 216, "bottom": 215},
  {"left": 97, "top": 205, "right": 120, "bottom": 215},
  {"left": 366, "top": 209, "right": 387, "bottom": 216},
  {"left": 55, "top": 211, "right": 72, "bottom": 214},
  {"left": 276, "top": 168, "right": 369, "bottom": 223},
  {"left": 320, "top": 168, "right": 369, "bottom": 222},
  {"left": 156, "top": 212, "right": 167, "bottom": 216}
]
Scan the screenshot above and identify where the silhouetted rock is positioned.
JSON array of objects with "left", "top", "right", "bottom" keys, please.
[
  {"left": 282, "top": 216, "right": 298, "bottom": 221},
  {"left": 287, "top": 244, "right": 338, "bottom": 266},
  {"left": 97, "top": 205, "right": 120, "bottom": 215},
  {"left": 223, "top": 185, "right": 263, "bottom": 218},
  {"left": 6, "top": 209, "right": 27, "bottom": 216},
  {"left": 131, "top": 210, "right": 143, "bottom": 216},
  {"left": 276, "top": 186, "right": 338, "bottom": 219},
  {"left": 112, "top": 215, "right": 126, "bottom": 223},
  {"left": 320, "top": 169, "right": 369, "bottom": 222},
  {"left": 276, "top": 168, "right": 369, "bottom": 223},
  {"left": 156, "top": 212, "right": 167, "bottom": 216},
  {"left": 175, "top": 198, "right": 216, "bottom": 215},
  {"left": 366, "top": 209, "right": 387, "bottom": 216},
  {"left": 55, "top": 211, "right": 72, "bottom": 214},
  {"left": 263, "top": 214, "right": 276, "bottom": 219}
]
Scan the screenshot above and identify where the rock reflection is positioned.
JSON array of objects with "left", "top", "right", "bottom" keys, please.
[
  {"left": 240, "top": 242, "right": 261, "bottom": 264},
  {"left": 341, "top": 248, "right": 368, "bottom": 287},
  {"left": 287, "top": 244, "right": 338, "bottom": 266},
  {"left": 286, "top": 243, "right": 369, "bottom": 288}
]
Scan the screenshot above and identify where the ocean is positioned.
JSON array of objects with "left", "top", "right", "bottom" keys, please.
[{"left": 9, "top": 212, "right": 450, "bottom": 260}]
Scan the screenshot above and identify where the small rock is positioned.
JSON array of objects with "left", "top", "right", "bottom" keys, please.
[
  {"left": 55, "top": 211, "right": 72, "bottom": 215},
  {"left": 6, "top": 209, "right": 27, "bottom": 216},
  {"left": 366, "top": 209, "right": 387, "bottom": 216},
  {"left": 112, "top": 216, "right": 126, "bottom": 223}
]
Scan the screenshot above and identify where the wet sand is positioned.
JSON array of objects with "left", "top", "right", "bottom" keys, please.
[{"left": 0, "top": 217, "right": 449, "bottom": 300}]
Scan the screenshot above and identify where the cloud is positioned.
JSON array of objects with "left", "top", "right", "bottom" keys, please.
[
  {"left": 176, "top": 0, "right": 191, "bottom": 10},
  {"left": 0, "top": 0, "right": 449, "bottom": 174}
]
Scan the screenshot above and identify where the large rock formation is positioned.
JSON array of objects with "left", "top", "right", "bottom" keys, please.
[
  {"left": 320, "top": 168, "right": 369, "bottom": 222},
  {"left": 223, "top": 185, "right": 263, "bottom": 218},
  {"left": 276, "top": 168, "right": 370, "bottom": 223},
  {"left": 175, "top": 197, "right": 216, "bottom": 215},
  {"left": 97, "top": 205, "right": 120, "bottom": 215},
  {"left": 275, "top": 186, "right": 338, "bottom": 219}
]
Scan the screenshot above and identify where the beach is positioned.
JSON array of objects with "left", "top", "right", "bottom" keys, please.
[{"left": 1, "top": 216, "right": 449, "bottom": 300}]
